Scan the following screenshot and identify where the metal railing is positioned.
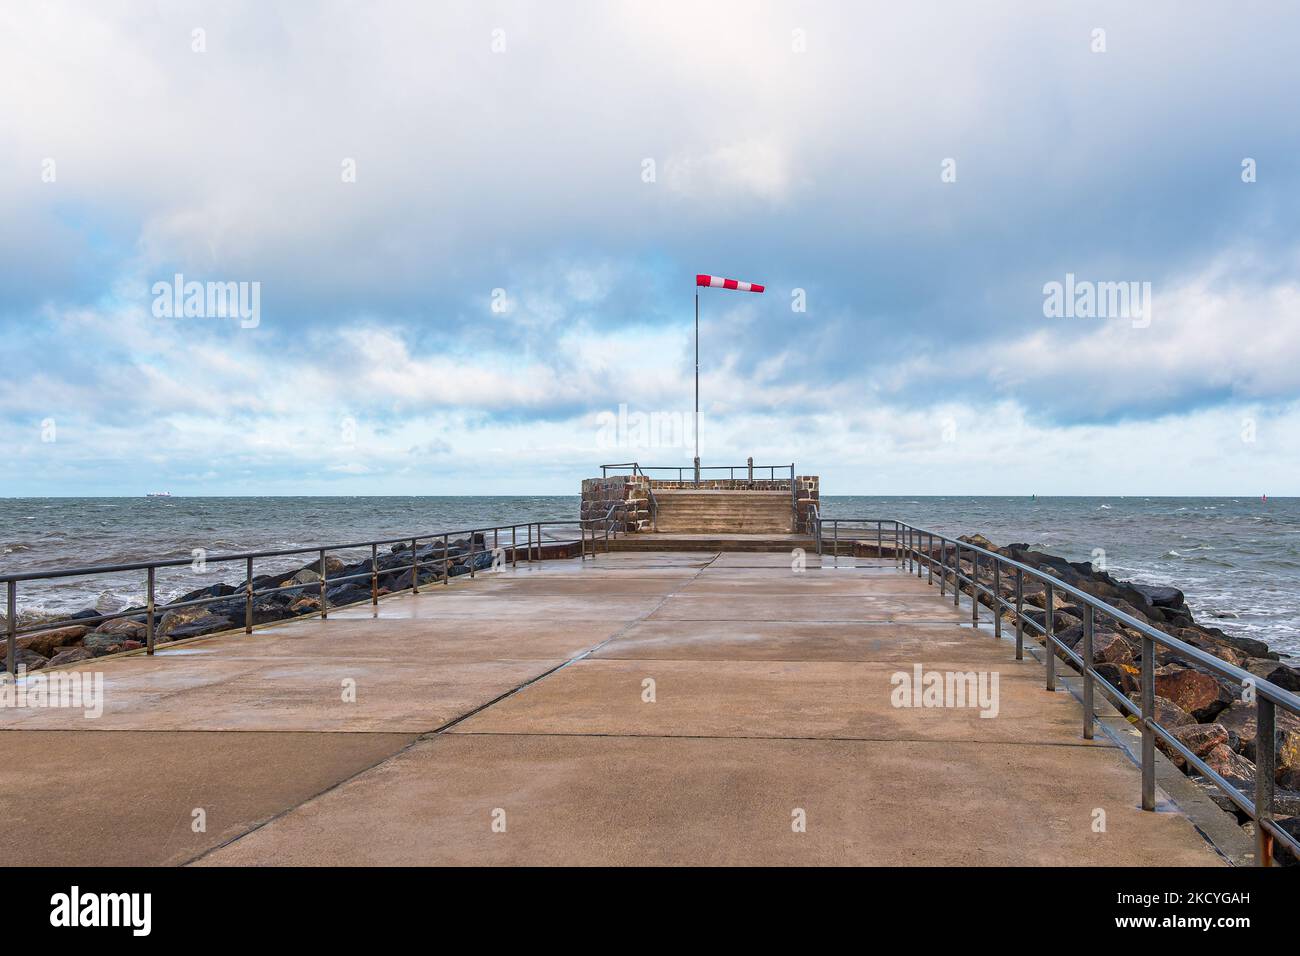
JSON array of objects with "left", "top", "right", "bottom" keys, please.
[
  {"left": 600, "top": 461, "right": 795, "bottom": 486},
  {"left": 811, "top": 515, "right": 1300, "bottom": 867},
  {"left": 2, "top": 514, "right": 617, "bottom": 669}
]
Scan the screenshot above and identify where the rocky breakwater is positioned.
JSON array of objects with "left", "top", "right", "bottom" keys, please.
[
  {"left": 1, "top": 535, "right": 496, "bottom": 673},
  {"left": 946, "top": 534, "right": 1300, "bottom": 863}
]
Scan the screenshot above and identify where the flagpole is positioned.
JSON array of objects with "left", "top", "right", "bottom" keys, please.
[{"left": 694, "top": 290, "right": 700, "bottom": 484}]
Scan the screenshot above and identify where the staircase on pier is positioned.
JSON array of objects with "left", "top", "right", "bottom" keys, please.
[{"left": 652, "top": 489, "right": 793, "bottom": 534}]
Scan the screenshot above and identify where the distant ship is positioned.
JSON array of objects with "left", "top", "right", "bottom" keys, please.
[{"left": 145, "top": 491, "right": 172, "bottom": 498}]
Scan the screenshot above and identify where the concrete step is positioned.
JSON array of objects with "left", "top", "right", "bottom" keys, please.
[{"left": 608, "top": 535, "right": 814, "bottom": 553}]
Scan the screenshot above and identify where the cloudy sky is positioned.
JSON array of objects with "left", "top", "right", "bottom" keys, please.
[{"left": 3, "top": 1, "right": 1298, "bottom": 496}]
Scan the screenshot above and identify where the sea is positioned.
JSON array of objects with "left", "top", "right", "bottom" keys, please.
[{"left": 1, "top": 495, "right": 1296, "bottom": 657}]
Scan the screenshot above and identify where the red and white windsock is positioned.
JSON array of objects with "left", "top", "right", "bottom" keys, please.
[{"left": 696, "top": 274, "right": 764, "bottom": 293}]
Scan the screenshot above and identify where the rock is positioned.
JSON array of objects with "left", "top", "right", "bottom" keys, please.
[
  {"left": 1127, "top": 692, "right": 1195, "bottom": 728},
  {"left": 1214, "top": 701, "right": 1300, "bottom": 759},
  {"left": 1164, "top": 723, "right": 1229, "bottom": 770},
  {"left": 46, "top": 646, "right": 94, "bottom": 667},
  {"left": 1, "top": 646, "right": 50, "bottom": 672},
  {"left": 1153, "top": 665, "right": 1234, "bottom": 722},
  {"left": 325, "top": 584, "right": 368, "bottom": 607},
  {"left": 1277, "top": 729, "right": 1300, "bottom": 790},
  {"left": 158, "top": 606, "right": 220, "bottom": 636},
  {"left": 18, "top": 624, "right": 90, "bottom": 658},
  {"left": 1174, "top": 628, "right": 1250, "bottom": 669},
  {"left": 93, "top": 618, "right": 146, "bottom": 639},
  {"left": 289, "top": 596, "right": 321, "bottom": 615},
  {"left": 1092, "top": 632, "right": 1134, "bottom": 666},
  {"left": 82, "top": 633, "right": 128, "bottom": 655},
  {"left": 167, "top": 617, "right": 233, "bottom": 640},
  {"left": 300, "top": 556, "right": 346, "bottom": 577},
  {"left": 1131, "top": 583, "right": 1185, "bottom": 609},
  {"left": 291, "top": 568, "right": 320, "bottom": 585},
  {"left": 1250, "top": 662, "right": 1300, "bottom": 693},
  {"left": 1203, "top": 743, "right": 1255, "bottom": 789},
  {"left": 1096, "top": 662, "right": 1139, "bottom": 695},
  {"left": 176, "top": 583, "right": 236, "bottom": 603},
  {"left": 1273, "top": 817, "right": 1300, "bottom": 866}
]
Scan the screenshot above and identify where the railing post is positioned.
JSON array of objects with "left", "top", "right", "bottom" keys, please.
[
  {"left": 512, "top": 526, "right": 518, "bottom": 568},
  {"left": 6, "top": 580, "right": 15, "bottom": 676},
  {"left": 992, "top": 559, "right": 1001, "bottom": 639},
  {"left": 245, "top": 556, "right": 254, "bottom": 633},
  {"left": 444, "top": 533, "right": 451, "bottom": 584},
  {"left": 469, "top": 532, "right": 476, "bottom": 577},
  {"left": 1140, "top": 634, "right": 1156, "bottom": 810},
  {"left": 927, "top": 533, "right": 934, "bottom": 585},
  {"left": 320, "top": 548, "right": 328, "bottom": 619},
  {"left": 1256, "top": 698, "right": 1276, "bottom": 865},
  {"left": 876, "top": 521, "right": 882, "bottom": 559},
  {"left": 971, "top": 551, "right": 979, "bottom": 625},
  {"left": 939, "top": 541, "right": 947, "bottom": 596},
  {"left": 1014, "top": 567, "right": 1023, "bottom": 660},
  {"left": 1044, "top": 583, "right": 1054, "bottom": 689},
  {"left": 371, "top": 543, "right": 379, "bottom": 605},
  {"left": 146, "top": 566, "right": 156, "bottom": 654},
  {"left": 1082, "top": 604, "right": 1095, "bottom": 739},
  {"left": 833, "top": 521, "right": 839, "bottom": 565},
  {"left": 953, "top": 544, "right": 961, "bottom": 607},
  {"left": 411, "top": 538, "right": 420, "bottom": 592}
]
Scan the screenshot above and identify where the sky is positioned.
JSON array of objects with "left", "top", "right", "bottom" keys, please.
[{"left": 2, "top": 0, "right": 1299, "bottom": 496}]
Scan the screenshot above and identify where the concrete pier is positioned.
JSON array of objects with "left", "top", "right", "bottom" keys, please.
[{"left": 0, "top": 546, "right": 1224, "bottom": 866}]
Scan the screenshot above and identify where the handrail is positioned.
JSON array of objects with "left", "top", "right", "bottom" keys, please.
[
  {"left": 600, "top": 462, "right": 795, "bottom": 485},
  {"left": 2, "top": 516, "right": 598, "bottom": 665},
  {"left": 810, "top": 514, "right": 1300, "bottom": 866},
  {"left": 579, "top": 501, "right": 627, "bottom": 558}
]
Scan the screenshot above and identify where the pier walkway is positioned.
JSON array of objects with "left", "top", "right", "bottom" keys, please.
[{"left": 1, "top": 549, "right": 1223, "bottom": 865}]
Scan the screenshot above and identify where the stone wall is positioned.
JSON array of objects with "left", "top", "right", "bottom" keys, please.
[
  {"left": 794, "top": 475, "right": 820, "bottom": 534},
  {"left": 647, "top": 478, "right": 792, "bottom": 491},
  {"left": 580, "top": 475, "right": 653, "bottom": 532}
]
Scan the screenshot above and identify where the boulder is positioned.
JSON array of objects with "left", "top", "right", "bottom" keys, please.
[
  {"left": 1, "top": 646, "right": 50, "bottom": 673},
  {"left": 1127, "top": 693, "right": 1195, "bottom": 728},
  {"left": 167, "top": 616, "right": 233, "bottom": 640},
  {"left": 1097, "top": 662, "right": 1140, "bottom": 696},
  {"left": 46, "top": 646, "right": 94, "bottom": 667},
  {"left": 1251, "top": 662, "right": 1300, "bottom": 693},
  {"left": 158, "top": 606, "right": 220, "bottom": 636},
  {"left": 1163, "top": 723, "right": 1229, "bottom": 770},
  {"left": 325, "top": 584, "right": 369, "bottom": 607},
  {"left": 290, "top": 568, "right": 320, "bottom": 585},
  {"left": 19, "top": 624, "right": 90, "bottom": 658},
  {"left": 1131, "top": 583, "right": 1185, "bottom": 609},
  {"left": 1092, "top": 632, "right": 1134, "bottom": 666},
  {"left": 289, "top": 596, "right": 321, "bottom": 615},
  {"left": 82, "top": 633, "right": 129, "bottom": 655},
  {"left": 175, "top": 583, "right": 236, "bottom": 603},
  {"left": 1203, "top": 743, "right": 1255, "bottom": 789},
  {"left": 300, "top": 556, "right": 346, "bottom": 577},
  {"left": 93, "top": 618, "right": 146, "bottom": 639},
  {"left": 1277, "top": 729, "right": 1300, "bottom": 790},
  {"left": 1153, "top": 665, "right": 1233, "bottom": 722}
]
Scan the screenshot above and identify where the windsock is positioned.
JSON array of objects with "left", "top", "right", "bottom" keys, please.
[{"left": 695, "top": 274, "right": 764, "bottom": 293}]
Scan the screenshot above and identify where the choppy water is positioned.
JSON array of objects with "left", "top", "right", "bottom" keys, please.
[
  {"left": 822, "top": 496, "right": 1299, "bottom": 657},
  {"left": 1, "top": 495, "right": 1296, "bottom": 657}
]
